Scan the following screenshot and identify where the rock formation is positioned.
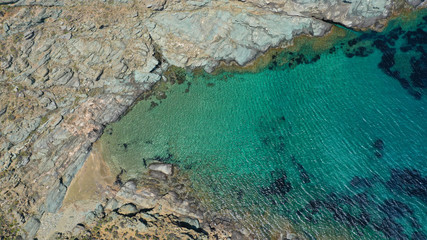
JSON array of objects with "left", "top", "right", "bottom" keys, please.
[{"left": 0, "top": 0, "right": 424, "bottom": 239}]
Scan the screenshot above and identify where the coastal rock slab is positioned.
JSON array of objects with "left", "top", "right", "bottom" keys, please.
[
  {"left": 116, "top": 182, "right": 160, "bottom": 209},
  {"left": 148, "top": 163, "right": 173, "bottom": 175},
  {"left": 147, "top": 7, "right": 332, "bottom": 71},
  {"left": 24, "top": 217, "right": 41, "bottom": 239}
]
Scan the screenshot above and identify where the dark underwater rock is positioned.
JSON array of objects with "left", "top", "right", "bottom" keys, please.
[
  {"left": 260, "top": 172, "right": 292, "bottom": 196},
  {"left": 374, "top": 218, "right": 409, "bottom": 240},
  {"left": 410, "top": 54, "right": 427, "bottom": 89},
  {"left": 353, "top": 46, "right": 372, "bottom": 57},
  {"left": 375, "top": 151, "right": 383, "bottom": 158},
  {"left": 297, "top": 163, "right": 311, "bottom": 184},
  {"left": 412, "top": 231, "right": 427, "bottom": 240},
  {"left": 296, "top": 208, "right": 317, "bottom": 224},
  {"left": 373, "top": 139, "right": 384, "bottom": 150},
  {"left": 291, "top": 156, "right": 311, "bottom": 184},
  {"left": 350, "top": 176, "right": 373, "bottom": 189},
  {"left": 386, "top": 168, "right": 427, "bottom": 203}
]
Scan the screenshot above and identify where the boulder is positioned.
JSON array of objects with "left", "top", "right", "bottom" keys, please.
[
  {"left": 71, "top": 224, "right": 86, "bottom": 236},
  {"left": 149, "top": 169, "right": 167, "bottom": 180},
  {"left": 148, "top": 163, "right": 173, "bottom": 175},
  {"left": 85, "top": 211, "right": 96, "bottom": 224},
  {"left": 124, "top": 218, "right": 148, "bottom": 231},
  {"left": 118, "top": 203, "right": 139, "bottom": 216},
  {"left": 94, "top": 204, "right": 105, "bottom": 218},
  {"left": 105, "top": 198, "right": 119, "bottom": 212},
  {"left": 180, "top": 217, "right": 200, "bottom": 229}
]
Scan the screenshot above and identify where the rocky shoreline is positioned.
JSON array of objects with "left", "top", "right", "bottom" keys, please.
[
  {"left": 36, "top": 143, "right": 248, "bottom": 239},
  {"left": 0, "top": 0, "right": 425, "bottom": 239}
]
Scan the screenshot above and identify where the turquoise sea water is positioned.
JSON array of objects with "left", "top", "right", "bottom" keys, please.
[{"left": 101, "top": 11, "right": 427, "bottom": 239}]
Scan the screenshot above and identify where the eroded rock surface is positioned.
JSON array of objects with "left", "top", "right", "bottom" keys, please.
[{"left": 0, "top": 0, "right": 424, "bottom": 239}]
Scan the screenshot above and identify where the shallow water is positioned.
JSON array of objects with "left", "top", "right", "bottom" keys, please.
[{"left": 100, "top": 11, "right": 427, "bottom": 239}]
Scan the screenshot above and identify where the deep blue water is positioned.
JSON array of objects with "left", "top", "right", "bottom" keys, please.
[{"left": 100, "top": 10, "right": 427, "bottom": 239}]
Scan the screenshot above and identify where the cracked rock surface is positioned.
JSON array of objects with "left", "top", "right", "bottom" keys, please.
[{"left": 0, "top": 0, "right": 423, "bottom": 239}]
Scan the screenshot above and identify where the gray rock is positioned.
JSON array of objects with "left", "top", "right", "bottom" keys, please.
[
  {"left": 23, "top": 216, "right": 40, "bottom": 240},
  {"left": 116, "top": 184, "right": 159, "bottom": 210},
  {"left": 113, "top": 61, "right": 128, "bottom": 79},
  {"left": 60, "top": 32, "right": 72, "bottom": 40},
  {"left": 142, "top": 57, "right": 159, "bottom": 73},
  {"left": 105, "top": 198, "right": 119, "bottom": 211},
  {"left": 24, "top": 30, "right": 34, "bottom": 40},
  {"left": 148, "top": 163, "right": 173, "bottom": 175},
  {"left": 117, "top": 203, "right": 139, "bottom": 216},
  {"left": 6, "top": 118, "right": 41, "bottom": 144},
  {"left": 134, "top": 71, "right": 161, "bottom": 89},
  {"left": 52, "top": 68, "right": 73, "bottom": 85},
  {"left": 0, "top": 55, "right": 13, "bottom": 69},
  {"left": 46, "top": 99, "right": 57, "bottom": 110},
  {"left": 231, "top": 231, "right": 245, "bottom": 240},
  {"left": 180, "top": 217, "right": 200, "bottom": 229},
  {"left": 17, "top": 156, "right": 30, "bottom": 168},
  {"left": 406, "top": 0, "right": 422, "bottom": 6},
  {"left": 85, "top": 211, "right": 96, "bottom": 224},
  {"left": 43, "top": 181, "right": 67, "bottom": 213},
  {"left": 3, "top": 22, "right": 9, "bottom": 33},
  {"left": 108, "top": 211, "right": 120, "bottom": 221},
  {"left": 71, "top": 224, "right": 86, "bottom": 236},
  {"left": 145, "top": 0, "right": 166, "bottom": 10},
  {"left": 94, "top": 204, "right": 105, "bottom": 218},
  {"left": 14, "top": 0, "right": 64, "bottom": 7},
  {"left": 147, "top": 8, "right": 331, "bottom": 71},
  {"left": 0, "top": 0, "right": 18, "bottom": 4},
  {"left": 149, "top": 169, "right": 167, "bottom": 180},
  {"left": 0, "top": 153, "right": 12, "bottom": 171},
  {"left": 129, "top": 11, "right": 138, "bottom": 18},
  {"left": 123, "top": 218, "right": 148, "bottom": 231},
  {"left": 0, "top": 106, "right": 7, "bottom": 117},
  {"left": 139, "top": 212, "right": 157, "bottom": 222},
  {"left": 134, "top": 219, "right": 148, "bottom": 231}
]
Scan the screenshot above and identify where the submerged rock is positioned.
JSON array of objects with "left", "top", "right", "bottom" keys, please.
[
  {"left": 260, "top": 174, "right": 292, "bottom": 196},
  {"left": 387, "top": 168, "right": 427, "bottom": 202},
  {"left": 373, "top": 139, "right": 385, "bottom": 150},
  {"left": 148, "top": 163, "right": 173, "bottom": 175}
]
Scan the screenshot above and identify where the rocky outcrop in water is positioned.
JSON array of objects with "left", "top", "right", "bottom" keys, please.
[{"left": 0, "top": 0, "right": 424, "bottom": 239}]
